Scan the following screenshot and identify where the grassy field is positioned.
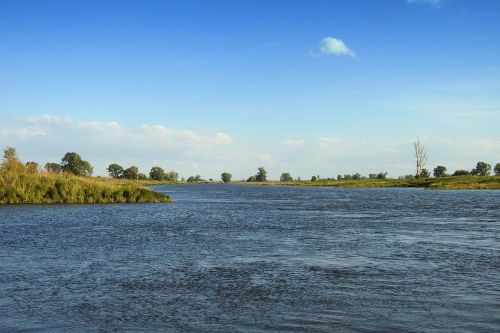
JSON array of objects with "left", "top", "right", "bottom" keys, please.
[
  {"left": 235, "top": 176, "right": 500, "bottom": 190},
  {"left": 0, "top": 168, "right": 172, "bottom": 204}
]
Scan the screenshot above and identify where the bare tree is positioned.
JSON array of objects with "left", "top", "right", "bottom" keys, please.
[{"left": 414, "top": 138, "right": 428, "bottom": 178}]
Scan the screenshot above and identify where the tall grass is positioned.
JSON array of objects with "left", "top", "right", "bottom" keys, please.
[{"left": 0, "top": 161, "right": 171, "bottom": 204}]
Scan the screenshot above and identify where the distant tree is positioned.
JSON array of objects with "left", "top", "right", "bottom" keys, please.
[
  {"left": 452, "top": 169, "right": 470, "bottom": 177},
  {"left": 187, "top": 175, "right": 201, "bottom": 183},
  {"left": 420, "top": 169, "right": 430, "bottom": 178},
  {"left": 377, "top": 172, "right": 388, "bottom": 179},
  {"left": 255, "top": 167, "right": 267, "bottom": 182},
  {"left": 368, "top": 174, "right": 377, "bottom": 179},
  {"left": 138, "top": 173, "right": 148, "bottom": 180},
  {"left": 343, "top": 174, "right": 353, "bottom": 180},
  {"left": 352, "top": 173, "right": 362, "bottom": 180},
  {"left": 165, "top": 171, "right": 179, "bottom": 182},
  {"left": 221, "top": 172, "right": 232, "bottom": 183},
  {"left": 61, "top": 152, "right": 93, "bottom": 176},
  {"left": 471, "top": 161, "right": 491, "bottom": 176},
  {"left": 337, "top": 174, "right": 342, "bottom": 181},
  {"left": 297, "top": 177, "right": 301, "bottom": 181},
  {"left": 45, "top": 162, "right": 61, "bottom": 173},
  {"left": 123, "top": 166, "right": 139, "bottom": 180},
  {"left": 280, "top": 172, "right": 293, "bottom": 182},
  {"left": 247, "top": 175, "right": 257, "bottom": 182},
  {"left": 494, "top": 163, "right": 500, "bottom": 176},
  {"left": 414, "top": 138, "right": 428, "bottom": 178},
  {"left": 150, "top": 166, "right": 167, "bottom": 181},
  {"left": 25, "top": 161, "right": 38, "bottom": 173},
  {"left": 311, "top": 175, "right": 317, "bottom": 182},
  {"left": 433, "top": 166, "right": 447, "bottom": 178},
  {"left": 3, "top": 147, "right": 17, "bottom": 161},
  {"left": 107, "top": 163, "right": 124, "bottom": 178}
]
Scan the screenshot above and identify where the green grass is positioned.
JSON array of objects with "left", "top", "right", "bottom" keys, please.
[
  {"left": 0, "top": 166, "right": 171, "bottom": 204},
  {"left": 235, "top": 176, "right": 500, "bottom": 190}
]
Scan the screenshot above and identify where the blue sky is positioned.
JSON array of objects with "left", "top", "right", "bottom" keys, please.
[{"left": 1, "top": 0, "right": 499, "bottom": 179}]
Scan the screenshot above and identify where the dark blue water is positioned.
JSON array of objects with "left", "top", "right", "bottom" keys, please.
[{"left": 0, "top": 185, "right": 499, "bottom": 333}]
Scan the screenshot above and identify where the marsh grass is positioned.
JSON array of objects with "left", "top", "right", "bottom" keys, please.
[
  {"left": 0, "top": 162, "right": 171, "bottom": 204},
  {"left": 237, "top": 176, "right": 500, "bottom": 190}
]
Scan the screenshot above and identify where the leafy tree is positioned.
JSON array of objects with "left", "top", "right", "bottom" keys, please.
[
  {"left": 377, "top": 172, "right": 388, "bottom": 179},
  {"left": 494, "top": 163, "right": 500, "bottom": 176},
  {"left": 61, "top": 152, "right": 93, "bottom": 176},
  {"left": 368, "top": 174, "right": 377, "bottom": 179},
  {"left": 337, "top": 175, "right": 342, "bottom": 181},
  {"left": 343, "top": 174, "right": 353, "bottom": 180},
  {"left": 452, "top": 169, "right": 470, "bottom": 177},
  {"left": 123, "top": 166, "right": 139, "bottom": 180},
  {"left": 280, "top": 172, "right": 293, "bottom": 182},
  {"left": 150, "top": 166, "right": 167, "bottom": 181},
  {"left": 255, "top": 167, "right": 267, "bottom": 182},
  {"left": 3, "top": 147, "right": 17, "bottom": 160},
  {"left": 471, "top": 161, "right": 491, "bottom": 176},
  {"left": 45, "top": 162, "right": 61, "bottom": 173},
  {"left": 165, "top": 171, "right": 179, "bottom": 182},
  {"left": 221, "top": 172, "right": 232, "bottom": 183},
  {"left": 352, "top": 173, "right": 362, "bottom": 180},
  {"left": 107, "top": 163, "right": 124, "bottom": 178},
  {"left": 187, "top": 175, "right": 201, "bottom": 183},
  {"left": 420, "top": 169, "right": 430, "bottom": 178},
  {"left": 138, "top": 173, "right": 148, "bottom": 180},
  {"left": 433, "top": 166, "right": 447, "bottom": 178},
  {"left": 247, "top": 175, "right": 257, "bottom": 182},
  {"left": 25, "top": 161, "right": 39, "bottom": 173},
  {"left": 311, "top": 175, "right": 317, "bottom": 182}
]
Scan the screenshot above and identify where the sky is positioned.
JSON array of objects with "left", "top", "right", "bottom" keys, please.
[{"left": 1, "top": 0, "right": 499, "bottom": 179}]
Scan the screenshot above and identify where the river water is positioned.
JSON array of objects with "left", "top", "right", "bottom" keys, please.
[{"left": 0, "top": 185, "right": 499, "bottom": 332}]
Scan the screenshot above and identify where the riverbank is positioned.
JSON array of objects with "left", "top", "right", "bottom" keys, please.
[
  {"left": 234, "top": 176, "right": 500, "bottom": 190},
  {"left": 0, "top": 171, "right": 172, "bottom": 204}
]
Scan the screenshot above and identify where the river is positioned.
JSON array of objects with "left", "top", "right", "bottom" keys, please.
[{"left": 1, "top": 185, "right": 499, "bottom": 332}]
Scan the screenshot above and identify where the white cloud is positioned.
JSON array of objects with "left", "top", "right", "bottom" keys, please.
[{"left": 319, "top": 37, "right": 356, "bottom": 57}]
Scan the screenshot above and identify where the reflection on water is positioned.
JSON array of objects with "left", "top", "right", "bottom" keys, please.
[{"left": 0, "top": 185, "right": 499, "bottom": 332}]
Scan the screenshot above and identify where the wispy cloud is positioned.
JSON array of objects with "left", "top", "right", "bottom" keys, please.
[{"left": 319, "top": 37, "right": 356, "bottom": 57}]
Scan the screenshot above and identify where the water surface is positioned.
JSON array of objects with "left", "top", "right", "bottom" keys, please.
[{"left": 1, "top": 185, "right": 499, "bottom": 332}]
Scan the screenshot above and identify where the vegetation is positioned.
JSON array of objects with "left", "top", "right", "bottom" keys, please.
[
  {"left": 221, "top": 172, "right": 232, "bottom": 183},
  {"left": 187, "top": 175, "right": 203, "bottom": 183},
  {"left": 0, "top": 148, "right": 171, "bottom": 204},
  {"left": 280, "top": 172, "right": 293, "bottom": 182},
  {"left": 471, "top": 161, "right": 491, "bottom": 176},
  {"left": 433, "top": 166, "right": 447, "bottom": 178},
  {"left": 495, "top": 163, "right": 500, "bottom": 176},
  {"left": 414, "top": 139, "right": 428, "bottom": 178},
  {"left": 61, "top": 152, "right": 93, "bottom": 176}
]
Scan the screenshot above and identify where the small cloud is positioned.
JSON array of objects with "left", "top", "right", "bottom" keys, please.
[
  {"left": 319, "top": 37, "right": 356, "bottom": 57},
  {"left": 215, "top": 132, "right": 233, "bottom": 145},
  {"left": 407, "top": 0, "right": 443, "bottom": 6}
]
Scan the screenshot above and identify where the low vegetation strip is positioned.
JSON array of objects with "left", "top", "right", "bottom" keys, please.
[
  {"left": 240, "top": 176, "right": 500, "bottom": 190},
  {"left": 0, "top": 171, "right": 171, "bottom": 204}
]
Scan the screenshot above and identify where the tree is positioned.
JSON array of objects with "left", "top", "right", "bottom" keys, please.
[
  {"left": 433, "top": 166, "right": 447, "bottom": 178},
  {"left": 280, "top": 172, "right": 293, "bottom": 182},
  {"left": 414, "top": 139, "right": 428, "bottom": 178},
  {"left": 377, "top": 172, "right": 388, "bottom": 179},
  {"left": 45, "top": 162, "right": 61, "bottom": 173},
  {"left": 150, "top": 166, "right": 166, "bottom": 181},
  {"left": 246, "top": 175, "right": 256, "bottom": 182},
  {"left": 311, "top": 175, "right": 317, "bottom": 182},
  {"left": 187, "top": 175, "right": 201, "bottom": 183},
  {"left": 3, "top": 147, "right": 17, "bottom": 160},
  {"left": 123, "top": 166, "right": 139, "bottom": 180},
  {"left": 494, "top": 163, "right": 500, "bottom": 176},
  {"left": 165, "top": 171, "right": 179, "bottom": 182},
  {"left": 471, "top": 161, "right": 491, "bottom": 176},
  {"left": 352, "top": 173, "right": 362, "bottom": 180},
  {"left": 61, "top": 152, "right": 93, "bottom": 176},
  {"left": 221, "top": 172, "right": 232, "bottom": 183},
  {"left": 138, "top": 173, "right": 148, "bottom": 180},
  {"left": 107, "top": 163, "right": 124, "bottom": 178},
  {"left": 25, "top": 161, "right": 38, "bottom": 173},
  {"left": 255, "top": 167, "right": 267, "bottom": 182},
  {"left": 420, "top": 169, "right": 430, "bottom": 178},
  {"left": 452, "top": 169, "right": 470, "bottom": 177}
]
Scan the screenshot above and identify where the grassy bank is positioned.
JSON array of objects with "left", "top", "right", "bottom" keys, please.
[
  {"left": 0, "top": 170, "right": 172, "bottom": 204},
  {"left": 235, "top": 176, "right": 500, "bottom": 190}
]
